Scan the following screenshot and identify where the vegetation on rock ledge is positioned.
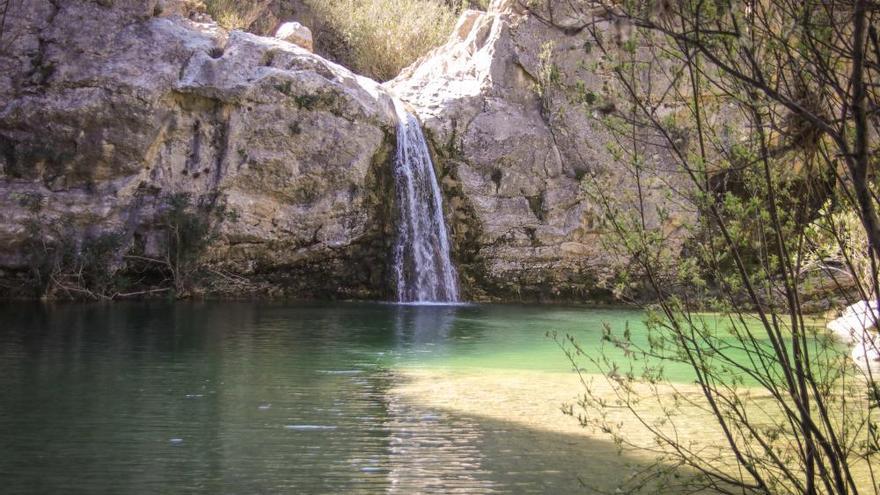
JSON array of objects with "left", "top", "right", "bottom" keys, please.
[{"left": 200, "top": 0, "right": 489, "bottom": 81}]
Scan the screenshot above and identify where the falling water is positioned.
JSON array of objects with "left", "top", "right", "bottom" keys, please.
[{"left": 391, "top": 101, "right": 459, "bottom": 303}]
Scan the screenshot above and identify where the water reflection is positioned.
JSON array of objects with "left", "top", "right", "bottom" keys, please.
[
  {"left": 390, "top": 303, "right": 459, "bottom": 346},
  {"left": 382, "top": 304, "right": 496, "bottom": 492},
  {"left": 0, "top": 302, "right": 517, "bottom": 493},
  {"left": 0, "top": 302, "right": 675, "bottom": 493}
]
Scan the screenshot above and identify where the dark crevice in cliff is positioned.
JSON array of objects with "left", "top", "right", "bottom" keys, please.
[
  {"left": 526, "top": 193, "right": 545, "bottom": 222},
  {"left": 490, "top": 169, "right": 502, "bottom": 193},
  {"left": 0, "top": 135, "right": 16, "bottom": 173},
  {"left": 21, "top": 0, "right": 60, "bottom": 92},
  {"left": 211, "top": 106, "right": 231, "bottom": 187},
  {"left": 184, "top": 120, "right": 202, "bottom": 175},
  {"left": 178, "top": 52, "right": 195, "bottom": 81},
  {"left": 24, "top": 38, "right": 54, "bottom": 89}
]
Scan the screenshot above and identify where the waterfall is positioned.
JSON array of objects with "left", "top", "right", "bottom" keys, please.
[{"left": 391, "top": 101, "right": 459, "bottom": 303}]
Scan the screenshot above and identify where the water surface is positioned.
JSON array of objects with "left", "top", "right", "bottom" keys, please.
[{"left": 0, "top": 302, "right": 777, "bottom": 493}]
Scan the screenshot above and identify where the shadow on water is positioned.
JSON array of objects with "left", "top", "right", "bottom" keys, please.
[{"left": 0, "top": 301, "right": 697, "bottom": 494}]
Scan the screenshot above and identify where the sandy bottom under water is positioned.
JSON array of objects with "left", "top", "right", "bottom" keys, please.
[{"left": 392, "top": 367, "right": 877, "bottom": 493}]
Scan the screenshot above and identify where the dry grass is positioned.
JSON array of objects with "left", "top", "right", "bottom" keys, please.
[
  {"left": 199, "top": 0, "right": 487, "bottom": 81},
  {"left": 203, "top": 0, "right": 272, "bottom": 31},
  {"left": 305, "top": 0, "right": 457, "bottom": 81}
]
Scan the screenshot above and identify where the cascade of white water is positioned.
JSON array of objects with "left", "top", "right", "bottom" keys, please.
[{"left": 391, "top": 101, "right": 459, "bottom": 303}]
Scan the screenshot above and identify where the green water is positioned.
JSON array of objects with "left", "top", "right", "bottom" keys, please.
[{"left": 0, "top": 302, "right": 788, "bottom": 493}]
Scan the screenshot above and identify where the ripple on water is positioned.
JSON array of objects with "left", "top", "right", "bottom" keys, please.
[{"left": 284, "top": 425, "right": 338, "bottom": 431}]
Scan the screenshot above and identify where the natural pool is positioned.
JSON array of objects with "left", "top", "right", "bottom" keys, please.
[{"left": 0, "top": 302, "right": 845, "bottom": 493}]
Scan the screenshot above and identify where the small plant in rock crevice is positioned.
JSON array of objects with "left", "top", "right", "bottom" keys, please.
[
  {"left": 15, "top": 192, "right": 127, "bottom": 300},
  {"left": 149, "top": 192, "right": 235, "bottom": 297}
]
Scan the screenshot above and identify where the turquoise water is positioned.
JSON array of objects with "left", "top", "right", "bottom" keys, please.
[{"left": 0, "top": 302, "right": 798, "bottom": 493}]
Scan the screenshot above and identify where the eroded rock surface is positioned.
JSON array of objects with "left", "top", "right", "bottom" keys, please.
[
  {"left": 0, "top": 0, "right": 691, "bottom": 301},
  {"left": 0, "top": 0, "right": 398, "bottom": 298}
]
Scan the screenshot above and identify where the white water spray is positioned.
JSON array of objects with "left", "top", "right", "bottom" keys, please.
[{"left": 391, "top": 101, "right": 459, "bottom": 303}]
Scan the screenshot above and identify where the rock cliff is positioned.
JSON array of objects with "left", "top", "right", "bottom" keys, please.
[
  {"left": 0, "top": 0, "right": 398, "bottom": 298},
  {"left": 389, "top": 1, "right": 689, "bottom": 300},
  {"left": 0, "top": 0, "right": 688, "bottom": 301}
]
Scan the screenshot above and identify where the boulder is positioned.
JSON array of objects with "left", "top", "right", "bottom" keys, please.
[
  {"left": 826, "top": 300, "right": 880, "bottom": 377},
  {"left": 275, "top": 21, "right": 314, "bottom": 52},
  {"left": 827, "top": 300, "right": 880, "bottom": 343},
  {"left": 852, "top": 332, "right": 880, "bottom": 375}
]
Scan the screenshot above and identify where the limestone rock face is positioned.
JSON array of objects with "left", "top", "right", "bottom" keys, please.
[
  {"left": 0, "top": 0, "right": 691, "bottom": 302},
  {"left": 387, "top": 1, "right": 692, "bottom": 301},
  {"left": 0, "top": 0, "right": 398, "bottom": 298},
  {"left": 275, "top": 21, "right": 314, "bottom": 52}
]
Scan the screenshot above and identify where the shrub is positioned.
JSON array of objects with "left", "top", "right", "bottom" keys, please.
[
  {"left": 19, "top": 209, "right": 125, "bottom": 300},
  {"left": 157, "top": 192, "right": 215, "bottom": 296},
  {"left": 199, "top": 0, "right": 488, "bottom": 80},
  {"left": 545, "top": 0, "right": 880, "bottom": 492}
]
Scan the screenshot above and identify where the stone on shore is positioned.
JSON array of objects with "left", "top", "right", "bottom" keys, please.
[
  {"left": 852, "top": 332, "right": 880, "bottom": 374},
  {"left": 826, "top": 300, "right": 879, "bottom": 344}
]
